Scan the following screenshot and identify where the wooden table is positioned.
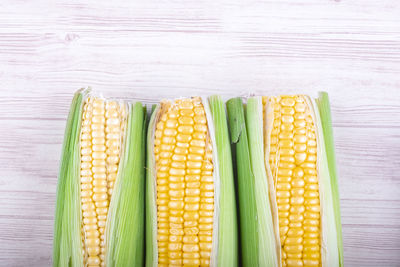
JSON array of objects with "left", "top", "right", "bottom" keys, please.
[{"left": 0, "top": 0, "right": 399, "bottom": 266}]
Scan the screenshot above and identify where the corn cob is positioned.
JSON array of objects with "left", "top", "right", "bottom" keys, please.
[
  {"left": 53, "top": 89, "right": 145, "bottom": 267},
  {"left": 146, "top": 96, "right": 238, "bottom": 267},
  {"left": 227, "top": 92, "right": 343, "bottom": 267}
]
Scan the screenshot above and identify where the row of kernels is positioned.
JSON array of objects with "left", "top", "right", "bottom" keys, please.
[
  {"left": 199, "top": 140, "right": 214, "bottom": 266},
  {"left": 284, "top": 97, "right": 306, "bottom": 265},
  {"left": 81, "top": 99, "right": 100, "bottom": 266},
  {"left": 154, "top": 109, "right": 173, "bottom": 264},
  {"left": 81, "top": 98, "right": 101, "bottom": 266},
  {"left": 279, "top": 97, "right": 298, "bottom": 261},
  {"left": 155, "top": 112, "right": 170, "bottom": 265},
  {"left": 91, "top": 99, "right": 108, "bottom": 266},
  {"left": 302, "top": 111, "right": 320, "bottom": 267},
  {"left": 105, "top": 101, "right": 122, "bottom": 197},
  {"left": 181, "top": 101, "right": 202, "bottom": 266}
]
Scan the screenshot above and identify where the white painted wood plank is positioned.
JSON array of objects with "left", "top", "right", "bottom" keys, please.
[{"left": 0, "top": 0, "right": 399, "bottom": 266}]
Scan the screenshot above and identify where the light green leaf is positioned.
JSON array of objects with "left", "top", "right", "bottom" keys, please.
[
  {"left": 53, "top": 89, "right": 87, "bottom": 267},
  {"left": 246, "top": 97, "right": 279, "bottom": 267},
  {"left": 316, "top": 92, "right": 343, "bottom": 267},
  {"left": 208, "top": 95, "right": 238, "bottom": 267},
  {"left": 106, "top": 102, "right": 145, "bottom": 266},
  {"left": 226, "top": 97, "right": 259, "bottom": 267}
]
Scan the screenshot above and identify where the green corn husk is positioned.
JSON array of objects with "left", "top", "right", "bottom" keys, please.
[
  {"left": 207, "top": 95, "right": 238, "bottom": 267},
  {"left": 227, "top": 92, "right": 343, "bottom": 267},
  {"left": 226, "top": 97, "right": 279, "bottom": 267},
  {"left": 315, "top": 92, "right": 343, "bottom": 267},
  {"left": 145, "top": 104, "right": 159, "bottom": 267},
  {"left": 53, "top": 89, "right": 86, "bottom": 267},
  {"left": 146, "top": 96, "right": 238, "bottom": 267},
  {"left": 304, "top": 94, "right": 339, "bottom": 267},
  {"left": 227, "top": 98, "right": 259, "bottom": 267},
  {"left": 105, "top": 102, "right": 146, "bottom": 266}
]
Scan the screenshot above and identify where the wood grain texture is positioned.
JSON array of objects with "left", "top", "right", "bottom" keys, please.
[{"left": 0, "top": 0, "right": 399, "bottom": 266}]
